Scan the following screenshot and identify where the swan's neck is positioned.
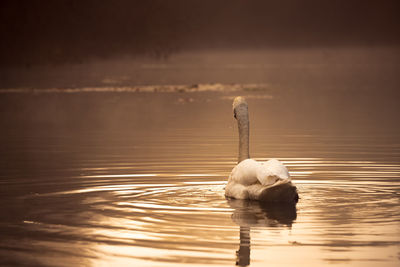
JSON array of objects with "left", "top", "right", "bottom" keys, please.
[{"left": 236, "top": 107, "right": 250, "bottom": 163}]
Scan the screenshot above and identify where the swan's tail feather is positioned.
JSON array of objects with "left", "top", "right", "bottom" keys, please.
[{"left": 259, "top": 182, "right": 299, "bottom": 203}]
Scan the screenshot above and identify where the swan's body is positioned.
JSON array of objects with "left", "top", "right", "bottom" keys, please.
[
  {"left": 225, "top": 97, "right": 298, "bottom": 203},
  {"left": 229, "top": 158, "right": 290, "bottom": 186}
]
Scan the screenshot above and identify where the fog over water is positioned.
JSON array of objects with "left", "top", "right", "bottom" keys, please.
[{"left": 1, "top": 0, "right": 399, "bottom": 66}]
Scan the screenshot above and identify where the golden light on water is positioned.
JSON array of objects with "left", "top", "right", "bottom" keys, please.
[{"left": 25, "top": 154, "right": 396, "bottom": 266}]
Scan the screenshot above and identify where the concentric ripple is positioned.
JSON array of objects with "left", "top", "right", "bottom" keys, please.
[{"left": 9, "top": 152, "right": 397, "bottom": 266}]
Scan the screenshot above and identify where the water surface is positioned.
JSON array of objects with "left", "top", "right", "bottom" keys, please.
[{"left": 0, "top": 89, "right": 399, "bottom": 266}]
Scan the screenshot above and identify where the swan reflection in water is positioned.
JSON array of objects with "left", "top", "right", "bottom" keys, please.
[{"left": 227, "top": 198, "right": 297, "bottom": 266}]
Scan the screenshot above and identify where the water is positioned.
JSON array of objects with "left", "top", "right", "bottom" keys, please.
[{"left": 0, "top": 88, "right": 399, "bottom": 266}]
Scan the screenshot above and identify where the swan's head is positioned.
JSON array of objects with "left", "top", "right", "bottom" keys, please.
[{"left": 233, "top": 96, "right": 248, "bottom": 120}]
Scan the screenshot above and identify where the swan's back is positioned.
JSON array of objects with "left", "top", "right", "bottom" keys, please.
[{"left": 229, "top": 158, "right": 290, "bottom": 186}]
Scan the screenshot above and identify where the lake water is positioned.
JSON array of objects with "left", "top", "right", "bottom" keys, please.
[{"left": 0, "top": 87, "right": 399, "bottom": 266}]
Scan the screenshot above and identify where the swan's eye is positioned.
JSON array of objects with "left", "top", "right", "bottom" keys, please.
[{"left": 233, "top": 109, "right": 237, "bottom": 119}]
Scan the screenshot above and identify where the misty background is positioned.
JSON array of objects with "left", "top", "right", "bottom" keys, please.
[{"left": 0, "top": 0, "right": 399, "bottom": 66}]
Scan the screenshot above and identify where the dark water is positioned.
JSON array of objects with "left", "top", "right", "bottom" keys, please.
[{"left": 0, "top": 88, "right": 399, "bottom": 266}]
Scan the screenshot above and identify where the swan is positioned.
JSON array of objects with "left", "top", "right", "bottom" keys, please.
[{"left": 225, "top": 96, "right": 298, "bottom": 203}]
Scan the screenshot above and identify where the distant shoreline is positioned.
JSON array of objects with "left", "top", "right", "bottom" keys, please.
[{"left": 0, "top": 83, "right": 271, "bottom": 94}]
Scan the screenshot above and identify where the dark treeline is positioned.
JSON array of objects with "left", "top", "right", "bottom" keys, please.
[{"left": 0, "top": 0, "right": 399, "bottom": 66}]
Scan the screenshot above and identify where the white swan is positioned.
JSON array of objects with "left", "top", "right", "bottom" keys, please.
[{"left": 225, "top": 96, "right": 298, "bottom": 203}]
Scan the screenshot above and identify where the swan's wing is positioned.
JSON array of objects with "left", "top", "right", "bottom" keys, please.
[
  {"left": 229, "top": 159, "right": 259, "bottom": 185},
  {"left": 257, "top": 159, "right": 290, "bottom": 186}
]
